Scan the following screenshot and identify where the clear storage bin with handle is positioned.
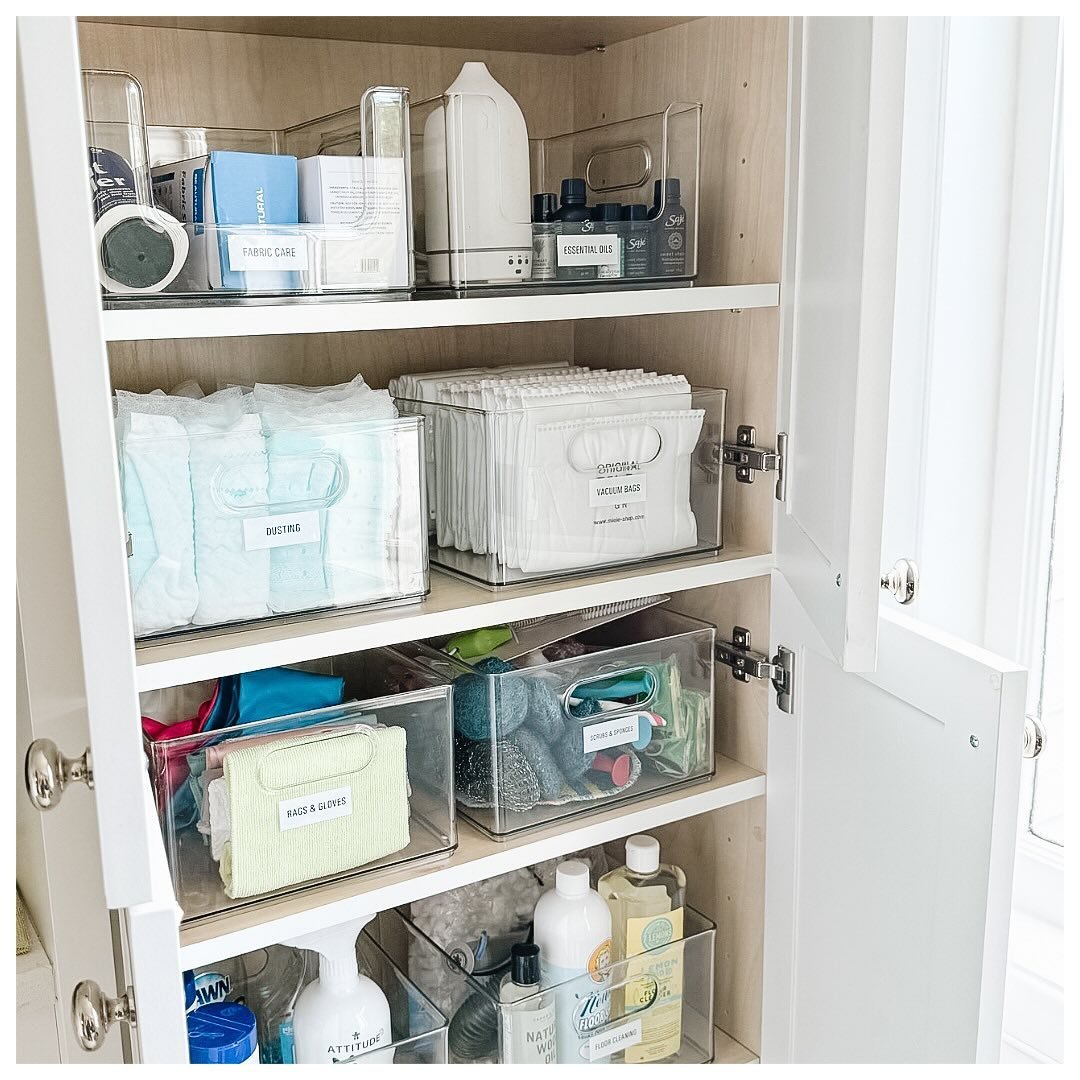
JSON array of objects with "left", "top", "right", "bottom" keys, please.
[
  {"left": 96, "top": 81, "right": 414, "bottom": 300},
  {"left": 389, "top": 605, "right": 716, "bottom": 838},
  {"left": 145, "top": 649, "right": 456, "bottom": 923},
  {"left": 393, "top": 904, "right": 717, "bottom": 1064}
]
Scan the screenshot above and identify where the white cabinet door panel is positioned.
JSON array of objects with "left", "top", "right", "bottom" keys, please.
[
  {"left": 763, "top": 573, "right": 1025, "bottom": 1062},
  {"left": 776, "top": 16, "right": 907, "bottom": 672}
]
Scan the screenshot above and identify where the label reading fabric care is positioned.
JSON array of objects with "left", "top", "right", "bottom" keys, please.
[
  {"left": 243, "top": 511, "right": 321, "bottom": 551},
  {"left": 278, "top": 786, "right": 352, "bottom": 831},
  {"left": 227, "top": 234, "right": 309, "bottom": 272},
  {"left": 582, "top": 714, "right": 640, "bottom": 753},
  {"left": 557, "top": 234, "right": 620, "bottom": 268},
  {"left": 589, "top": 473, "right": 646, "bottom": 508}
]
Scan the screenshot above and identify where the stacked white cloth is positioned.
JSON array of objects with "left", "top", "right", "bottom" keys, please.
[
  {"left": 116, "top": 376, "right": 420, "bottom": 636},
  {"left": 390, "top": 366, "right": 705, "bottom": 574}
]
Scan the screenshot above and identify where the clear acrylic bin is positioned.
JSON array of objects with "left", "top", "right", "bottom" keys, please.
[
  {"left": 95, "top": 82, "right": 414, "bottom": 302},
  {"left": 118, "top": 412, "right": 428, "bottom": 639},
  {"left": 146, "top": 652, "right": 456, "bottom": 923},
  {"left": 184, "top": 925, "right": 449, "bottom": 1063},
  {"left": 410, "top": 91, "right": 700, "bottom": 289},
  {"left": 394, "top": 385, "right": 725, "bottom": 587},
  {"left": 390, "top": 606, "right": 716, "bottom": 838},
  {"left": 397, "top": 904, "right": 717, "bottom": 1064}
]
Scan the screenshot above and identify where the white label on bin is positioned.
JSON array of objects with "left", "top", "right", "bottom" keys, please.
[
  {"left": 243, "top": 511, "right": 321, "bottom": 551},
  {"left": 587, "top": 1019, "right": 641, "bottom": 1060},
  {"left": 582, "top": 713, "right": 641, "bottom": 753},
  {"left": 227, "top": 234, "right": 309, "bottom": 271},
  {"left": 557, "top": 234, "right": 619, "bottom": 267},
  {"left": 279, "top": 786, "right": 352, "bottom": 831},
  {"left": 589, "top": 472, "right": 646, "bottom": 508}
]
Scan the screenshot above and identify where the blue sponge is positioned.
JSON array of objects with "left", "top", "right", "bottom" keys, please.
[
  {"left": 526, "top": 680, "right": 566, "bottom": 742},
  {"left": 453, "top": 657, "right": 529, "bottom": 741},
  {"left": 510, "top": 727, "right": 567, "bottom": 800}
]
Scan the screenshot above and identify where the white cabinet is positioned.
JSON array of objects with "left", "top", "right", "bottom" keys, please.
[{"left": 15, "top": 14, "right": 1025, "bottom": 1065}]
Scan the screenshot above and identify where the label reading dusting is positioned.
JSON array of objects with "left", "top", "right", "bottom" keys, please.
[
  {"left": 227, "top": 233, "right": 309, "bottom": 271},
  {"left": 587, "top": 1019, "right": 642, "bottom": 1060},
  {"left": 243, "top": 510, "right": 321, "bottom": 551},
  {"left": 278, "top": 786, "right": 352, "bottom": 831},
  {"left": 557, "top": 234, "right": 620, "bottom": 267},
  {"left": 590, "top": 473, "right": 646, "bottom": 509},
  {"left": 582, "top": 714, "right": 641, "bottom": 753}
]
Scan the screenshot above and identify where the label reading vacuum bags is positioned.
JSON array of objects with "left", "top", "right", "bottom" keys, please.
[
  {"left": 557, "top": 233, "right": 620, "bottom": 268},
  {"left": 227, "top": 233, "right": 309, "bottom": 272},
  {"left": 589, "top": 472, "right": 646, "bottom": 509},
  {"left": 243, "top": 511, "right": 321, "bottom": 551},
  {"left": 582, "top": 714, "right": 641, "bottom": 754},
  {"left": 278, "top": 786, "right": 353, "bottom": 831}
]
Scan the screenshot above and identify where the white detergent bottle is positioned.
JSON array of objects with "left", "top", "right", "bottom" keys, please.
[
  {"left": 423, "top": 61, "right": 532, "bottom": 285},
  {"left": 283, "top": 916, "right": 393, "bottom": 1064},
  {"left": 532, "top": 860, "right": 613, "bottom": 1064}
]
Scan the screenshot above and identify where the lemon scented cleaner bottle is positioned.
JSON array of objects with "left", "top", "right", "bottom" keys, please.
[{"left": 598, "top": 835, "right": 687, "bottom": 1063}]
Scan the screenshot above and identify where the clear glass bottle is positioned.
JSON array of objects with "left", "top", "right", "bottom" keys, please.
[{"left": 597, "top": 835, "right": 687, "bottom": 1063}]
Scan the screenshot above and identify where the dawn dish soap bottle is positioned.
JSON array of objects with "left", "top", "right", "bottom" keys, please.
[{"left": 598, "top": 834, "right": 687, "bottom": 1063}]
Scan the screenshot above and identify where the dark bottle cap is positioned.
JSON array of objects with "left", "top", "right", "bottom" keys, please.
[
  {"left": 622, "top": 203, "right": 649, "bottom": 221},
  {"left": 596, "top": 202, "right": 622, "bottom": 222},
  {"left": 560, "top": 178, "right": 588, "bottom": 206},
  {"left": 101, "top": 216, "right": 177, "bottom": 290},
  {"left": 510, "top": 943, "right": 541, "bottom": 987},
  {"left": 652, "top": 177, "right": 682, "bottom": 206},
  {"left": 532, "top": 193, "right": 558, "bottom": 223}
]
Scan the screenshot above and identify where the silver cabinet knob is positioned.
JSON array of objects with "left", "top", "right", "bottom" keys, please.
[
  {"left": 880, "top": 558, "right": 919, "bottom": 605},
  {"left": 24, "top": 738, "right": 93, "bottom": 811},
  {"left": 72, "top": 980, "right": 136, "bottom": 1052},
  {"left": 1023, "top": 716, "right": 1046, "bottom": 759}
]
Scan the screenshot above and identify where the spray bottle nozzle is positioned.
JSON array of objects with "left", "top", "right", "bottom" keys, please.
[{"left": 282, "top": 914, "right": 377, "bottom": 991}]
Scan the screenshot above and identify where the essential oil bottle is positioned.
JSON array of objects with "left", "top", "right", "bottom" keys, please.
[
  {"left": 554, "top": 178, "right": 595, "bottom": 281},
  {"left": 648, "top": 178, "right": 688, "bottom": 277},
  {"left": 531, "top": 193, "right": 558, "bottom": 282},
  {"left": 621, "top": 204, "right": 652, "bottom": 279},
  {"left": 594, "top": 202, "right": 624, "bottom": 280}
]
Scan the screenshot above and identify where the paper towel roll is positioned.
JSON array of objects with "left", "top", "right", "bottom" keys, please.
[{"left": 94, "top": 203, "right": 189, "bottom": 294}]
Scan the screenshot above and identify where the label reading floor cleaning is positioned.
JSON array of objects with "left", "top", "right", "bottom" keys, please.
[
  {"left": 590, "top": 473, "right": 646, "bottom": 508},
  {"left": 582, "top": 714, "right": 641, "bottom": 753},
  {"left": 243, "top": 511, "right": 321, "bottom": 551},
  {"left": 558, "top": 234, "right": 620, "bottom": 268},
  {"left": 587, "top": 1019, "right": 642, "bottom": 1060},
  {"left": 227, "top": 234, "right": 310, "bottom": 272},
  {"left": 279, "top": 786, "right": 352, "bottom": 831}
]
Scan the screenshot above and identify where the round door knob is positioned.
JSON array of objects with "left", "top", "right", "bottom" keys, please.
[
  {"left": 880, "top": 558, "right": 919, "bottom": 605},
  {"left": 72, "top": 980, "right": 135, "bottom": 1052},
  {"left": 1023, "top": 716, "right": 1046, "bottom": 759},
  {"left": 24, "top": 739, "right": 93, "bottom": 811}
]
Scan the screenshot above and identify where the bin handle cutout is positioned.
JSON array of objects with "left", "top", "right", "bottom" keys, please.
[
  {"left": 255, "top": 724, "right": 377, "bottom": 792},
  {"left": 585, "top": 141, "right": 653, "bottom": 195},
  {"left": 211, "top": 448, "right": 349, "bottom": 515},
  {"left": 564, "top": 666, "right": 658, "bottom": 720},
  {"left": 567, "top": 424, "right": 662, "bottom": 475}
]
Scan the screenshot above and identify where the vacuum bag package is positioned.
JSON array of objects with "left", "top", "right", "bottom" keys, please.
[
  {"left": 116, "top": 375, "right": 428, "bottom": 638},
  {"left": 390, "top": 366, "right": 725, "bottom": 586}
]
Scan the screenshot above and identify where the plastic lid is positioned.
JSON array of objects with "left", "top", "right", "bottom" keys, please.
[
  {"left": 622, "top": 203, "right": 649, "bottom": 220},
  {"left": 555, "top": 859, "right": 591, "bottom": 897},
  {"left": 532, "top": 193, "right": 558, "bottom": 222},
  {"left": 626, "top": 834, "right": 661, "bottom": 874},
  {"left": 187, "top": 1002, "right": 258, "bottom": 1064},
  {"left": 510, "top": 943, "right": 541, "bottom": 987},
  {"left": 560, "top": 178, "right": 587, "bottom": 205},
  {"left": 596, "top": 202, "right": 622, "bottom": 222},
  {"left": 652, "top": 177, "right": 682, "bottom": 205}
]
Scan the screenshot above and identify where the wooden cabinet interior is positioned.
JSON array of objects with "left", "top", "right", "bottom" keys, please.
[{"left": 78, "top": 15, "right": 786, "bottom": 1060}]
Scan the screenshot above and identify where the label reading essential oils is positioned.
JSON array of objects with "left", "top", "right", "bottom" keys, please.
[
  {"left": 624, "top": 907, "right": 685, "bottom": 1063},
  {"left": 557, "top": 233, "right": 619, "bottom": 267}
]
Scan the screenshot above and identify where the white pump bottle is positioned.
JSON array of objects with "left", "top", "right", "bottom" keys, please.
[{"left": 283, "top": 915, "right": 393, "bottom": 1064}]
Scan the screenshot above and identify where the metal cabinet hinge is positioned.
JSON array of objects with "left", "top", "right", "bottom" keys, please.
[
  {"left": 126, "top": 532, "right": 133, "bottom": 558},
  {"left": 716, "top": 626, "right": 796, "bottom": 714},
  {"left": 722, "top": 426, "right": 787, "bottom": 502}
]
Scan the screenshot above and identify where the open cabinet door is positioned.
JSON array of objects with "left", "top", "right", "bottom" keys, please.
[
  {"left": 776, "top": 17, "right": 906, "bottom": 672},
  {"left": 762, "top": 574, "right": 1025, "bottom": 1062}
]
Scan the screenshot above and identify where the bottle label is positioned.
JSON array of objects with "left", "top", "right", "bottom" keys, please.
[
  {"left": 88, "top": 146, "right": 138, "bottom": 220},
  {"left": 503, "top": 998, "right": 557, "bottom": 1063},
  {"left": 532, "top": 228, "right": 557, "bottom": 280},
  {"left": 542, "top": 943, "right": 612, "bottom": 1063},
  {"left": 624, "top": 907, "right": 685, "bottom": 1062}
]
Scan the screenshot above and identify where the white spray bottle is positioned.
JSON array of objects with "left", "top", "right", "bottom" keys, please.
[{"left": 283, "top": 915, "right": 394, "bottom": 1064}]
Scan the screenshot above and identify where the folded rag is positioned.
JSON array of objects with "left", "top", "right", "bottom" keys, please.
[{"left": 219, "top": 724, "right": 410, "bottom": 899}]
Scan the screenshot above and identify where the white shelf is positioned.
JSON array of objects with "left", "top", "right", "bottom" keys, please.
[
  {"left": 135, "top": 549, "right": 773, "bottom": 691},
  {"left": 177, "top": 753, "right": 765, "bottom": 967},
  {"left": 102, "top": 283, "right": 780, "bottom": 342}
]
